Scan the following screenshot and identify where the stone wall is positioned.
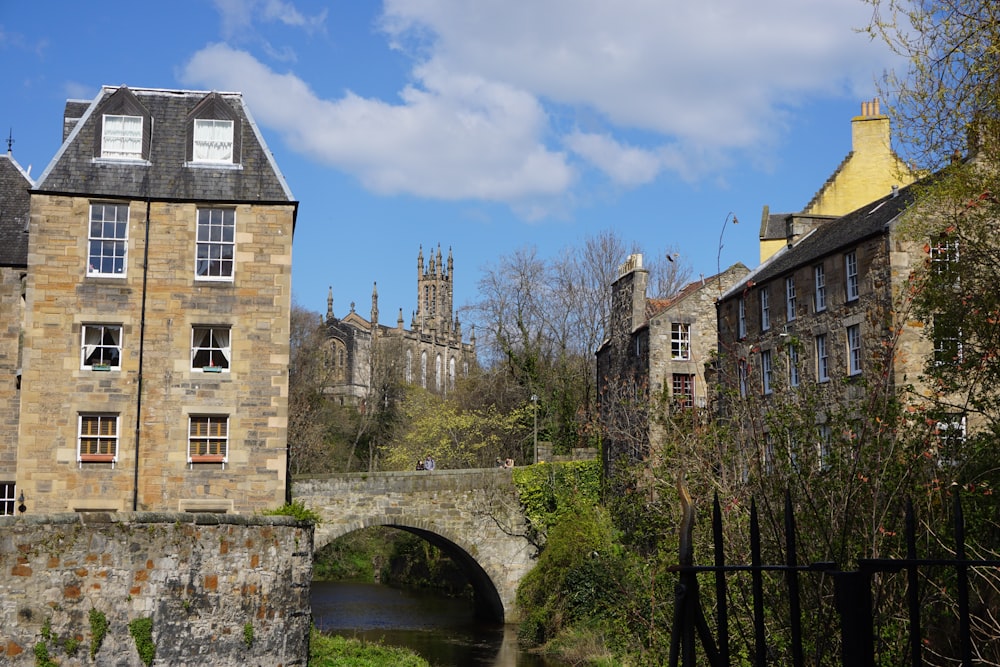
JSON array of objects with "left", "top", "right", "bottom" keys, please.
[
  {"left": 0, "top": 266, "right": 23, "bottom": 480},
  {"left": 0, "top": 512, "right": 312, "bottom": 666}
]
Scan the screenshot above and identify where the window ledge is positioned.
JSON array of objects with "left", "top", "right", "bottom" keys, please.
[
  {"left": 185, "top": 161, "right": 243, "bottom": 171},
  {"left": 92, "top": 157, "right": 151, "bottom": 167},
  {"left": 79, "top": 456, "right": 117, "bottom": 467}
]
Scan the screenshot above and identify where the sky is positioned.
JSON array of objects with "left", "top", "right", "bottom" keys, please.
[{"left": 1, "top": 1, "right": 904, "bottom": 336}]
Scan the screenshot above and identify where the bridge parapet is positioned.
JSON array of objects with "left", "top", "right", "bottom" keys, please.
[{"left": 292, "top": 468, "right": 536, "bottom": 623}]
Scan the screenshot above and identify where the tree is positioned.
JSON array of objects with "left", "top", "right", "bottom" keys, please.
[
  {"left": 287, "top": 302, "right": 342, "bottom": 475},
  {"left": 470, "top": 230, "right": 693, "bottom": 454},
  {"left": 865, "top": 0, "right": 1000, "bottom": 169}
]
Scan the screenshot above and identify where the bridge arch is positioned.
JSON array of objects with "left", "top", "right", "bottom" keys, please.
[{"left": 294, "top": 469, "right": 537, "bottom": 624}]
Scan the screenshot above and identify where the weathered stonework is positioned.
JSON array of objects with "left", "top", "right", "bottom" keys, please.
[
  {"left": 293, "top": 468, "right": 535, "bottom": 623},
  {"left": 0, "top": 512, "right": 312, "bottom": 666}
]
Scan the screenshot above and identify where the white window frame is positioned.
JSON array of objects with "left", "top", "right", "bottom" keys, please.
[
  {"left": 814, "top": 264, "right": 826, "bottom": 312},
  {"left": 101, "top": 114, "right": 143, "bottom": 159},
  {"left": 788, "top": 344, "right": 800, "bottom": 387},
  {"left": 193, "top": 118, "right": 235, "bottom": 163},
  {"left": 671, "top": 323, "right": 692, "bottom": 360},
  {"left": 785, "top": 277, "right": 796, "bottom": 321},
  {"left": 930, "top": 236, "right": 959, "bottom": 276},
  {"left": 846, "top": 251, "right": 859, "bottom": 301},
  {"left": 760, "top": 287, "right": 770, "bottom": 331},
  {"left": 935, "top": 415, "right": 966, "bottom": 467},
  {"left": 933, "top": 316, "right": 963, "bottom": 365},
  {"left": 817, "top": 424, "right": 832, "bottom": 471},
  {"left": 0, "top": 481, "right": 15, "bottom": 516},
  {"left": 78, "top": 414, "right": 119, "bottom": 465},
  {"left": 762, "top": 350, "right": 773, "bottom": 394},
  {"left": 738, "top": 360, "right": 748, "bottom": 398},
  {"left": 738, "top": 298, "right": 746, "bottom": 338},
  {"left": 816, "top": 334, "right": 829, "bottom": 382},
  {"left": 188, "top": 415, "right": 229, "bottom": 464},
  {"left": 191, "top": 326, "right": 232, "bottom": 372},
  {"left": 88, "top": 203, "right": 129, "bottom": 277},
  {"left": 81, "top": 324, "right": 122, "bottom": 370},
  {"left": 195, "top": 208, "right": 236, "bottom": 281},
  {"left": 847, "top": 324, "right": 862, "bottom": 375}
]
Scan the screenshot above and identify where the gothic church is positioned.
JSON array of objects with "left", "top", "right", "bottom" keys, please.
[{"left": 324, "top": 245, "right": 475, "bottom": 404}]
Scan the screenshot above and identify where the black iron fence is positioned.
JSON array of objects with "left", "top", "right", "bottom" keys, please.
[{"left": 668, "top": 489, "right": 1000, "bottom": 667}]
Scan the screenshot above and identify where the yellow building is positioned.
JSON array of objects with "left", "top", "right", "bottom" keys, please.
[{"left": 759, "top": 99, "right": 916, "bottom": 262}]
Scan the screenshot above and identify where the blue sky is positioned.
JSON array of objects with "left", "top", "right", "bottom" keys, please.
[{"left": 1, "top": 1, "right": 902, "bottom": 333}]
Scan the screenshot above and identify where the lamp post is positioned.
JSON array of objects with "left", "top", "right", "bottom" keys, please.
[{"left": 530, "top": 394, "right": 538, "bottom": 464}]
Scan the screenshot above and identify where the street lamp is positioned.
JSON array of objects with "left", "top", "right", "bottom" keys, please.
[{"left": 530, "top": 394, "right": 538, "bottom": 464}]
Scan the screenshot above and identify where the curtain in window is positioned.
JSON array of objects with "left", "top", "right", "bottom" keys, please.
[
  {"left": 103, "top": 115, "right": 142, "bottom": 158},
  {"left": 194, "top": 119, "right": 234, "bottom": 162},
  {"left": 192, "top": 327, "right": 231, "bottom": 368}
]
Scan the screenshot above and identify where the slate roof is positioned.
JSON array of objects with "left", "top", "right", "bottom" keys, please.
[
  {"left": 722, "top": 182, "right": 918, "bottom": 300},
  {"left": 0, "top": 152, "right": 33, "bottom": 266},
  {"left": 36, "top": 86, "right": 295, "bottom": 205}
]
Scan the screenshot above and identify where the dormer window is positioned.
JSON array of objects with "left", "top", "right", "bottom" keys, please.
[
  {"left": 101, "top": 115, "right": 143, "bottom": 159},
  {"left": 187, "top": 92, "right": 241, "bottom": 166},
  {"left": 193, "top": 119, "right": 234, "bottom": 163},
  {"left": 92, "top": 87, "right": 151, "bottom": 162}
]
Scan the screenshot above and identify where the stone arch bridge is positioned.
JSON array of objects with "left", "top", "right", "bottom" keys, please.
[{"left": 292, "top": 468, "right": 537, "bottom": 623}]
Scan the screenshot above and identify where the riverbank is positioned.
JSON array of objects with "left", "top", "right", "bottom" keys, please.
[{"left": 309, "top": 629, "right": 429, "bottom": 667}]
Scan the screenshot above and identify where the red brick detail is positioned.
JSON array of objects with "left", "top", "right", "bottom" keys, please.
[
  {"left": 11, "top": 564, "right": 31, "bottom": 577},
  {"left": 5, "top": 642, "right": 24, "bottom": 657},
  {"left": 205, "top": 575, "right": 218, "bottom": 591},
  {"left": 64, "top": 584, "right": 81, "bottom": 599}
]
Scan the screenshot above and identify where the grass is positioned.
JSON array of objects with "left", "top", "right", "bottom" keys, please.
[{"left": 309, "top": 628, "right": 430, "bottom": 667}]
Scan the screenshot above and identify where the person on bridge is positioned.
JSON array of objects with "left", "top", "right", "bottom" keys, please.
[
  {"left": 416, "top": 459, "right": 425, "bottom": 470},
  {"left": 424, "top": 455, "right": 436, "bottom": 471}
]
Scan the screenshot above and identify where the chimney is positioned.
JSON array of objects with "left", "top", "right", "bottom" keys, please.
[{"left": 852, "top": 97, "right": 890, "bottom": 156}]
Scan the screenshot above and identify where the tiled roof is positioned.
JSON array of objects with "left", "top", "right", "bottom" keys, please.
[
  {"left": 0, "top": 152, "right": 33, "bottom": 266},
  {"left": 723, "top": 182, "right": 917, "bottom": 300},
  {"left": 650, "top": 263, "right": 749, "bottom": 317},
  {"left": 36, "top": 86, "right": 295, "bottom": 204}
]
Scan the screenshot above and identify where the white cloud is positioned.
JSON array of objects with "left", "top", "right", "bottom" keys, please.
[
  {"left": 565, "top": 131, "right": 661, "bottom": 187},
  {"left": 379, "top": 0, "right": 897, "bottom": 149},
  {"left": 188, "top": 0, "right": 900, "bottom": 214},
  {"left": 181, "top": 45, "right": 574, "bottom": 203}
]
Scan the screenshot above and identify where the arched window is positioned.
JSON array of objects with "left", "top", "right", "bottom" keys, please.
[
  {"left": 449, "top": 357, "right": 456, "bottom": 389},
  {"left": 420, "top": 351, "right": 427, "bottom": 388},
  {"left": 406, "top": 349, "right": 413, "bottom": 384},
  {"left": 435, "top": 354, "right": 442, "bottom": 390}
]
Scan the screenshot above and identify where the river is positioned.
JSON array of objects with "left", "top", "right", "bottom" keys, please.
[{"left": 312, "top": 581, "right": 567, "bottom": 667}]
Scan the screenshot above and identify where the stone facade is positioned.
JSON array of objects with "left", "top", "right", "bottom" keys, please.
[
  {"left": 0, "top": 512, "right": 312, "bottom": 666},
  {"left": 15, "top": 86, "right": 297, "bottom": 514},
  {"left": 294, "top": 468, "right": 534, "bottom": 623},
  {"left": 716, "top": 182, "right": 935, "bottom": 452},
  {"left": 0, "top": 151, "right": 32, "bottom": 505},
  {"left": 324, "top": 244, "right": 475, "bottom": 405},
  {"left": 597, "top": 254, "right": 748, "bottom": 475}
]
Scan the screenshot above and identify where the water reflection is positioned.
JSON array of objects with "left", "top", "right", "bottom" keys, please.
[{"left": 312, "top": 581, "right": 559, "bottom": 667}]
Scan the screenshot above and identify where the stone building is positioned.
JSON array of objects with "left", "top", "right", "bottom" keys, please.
[
  {"left": 758, "top": 99, "right": 917, "bottom": 263},
  {"left": 715, "top": 178, "right": 946, "bottom": 468},
  {"left": 597, "top": 253, "right": 748, "bottom": 474},
  {"left": 324, "top": 244, "right": 476, "bottom": 405},
  {"left": 0, "top": 147, "right": 32, "bottom": 515},
  {"left": 15, "top": 85, "right": 297, "bottom": 514}
]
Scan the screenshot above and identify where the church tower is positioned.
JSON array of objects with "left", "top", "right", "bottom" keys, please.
[{"left": 416, "top": 244, "right": 453, "bottom": 334}]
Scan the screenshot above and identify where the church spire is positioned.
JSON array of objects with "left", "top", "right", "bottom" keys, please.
[
  {"left": 371, "top": 282, "right": 379, "bottom": 326},
  {"left": 327, "top": 286, "right": 333, "bottom": 320}
]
